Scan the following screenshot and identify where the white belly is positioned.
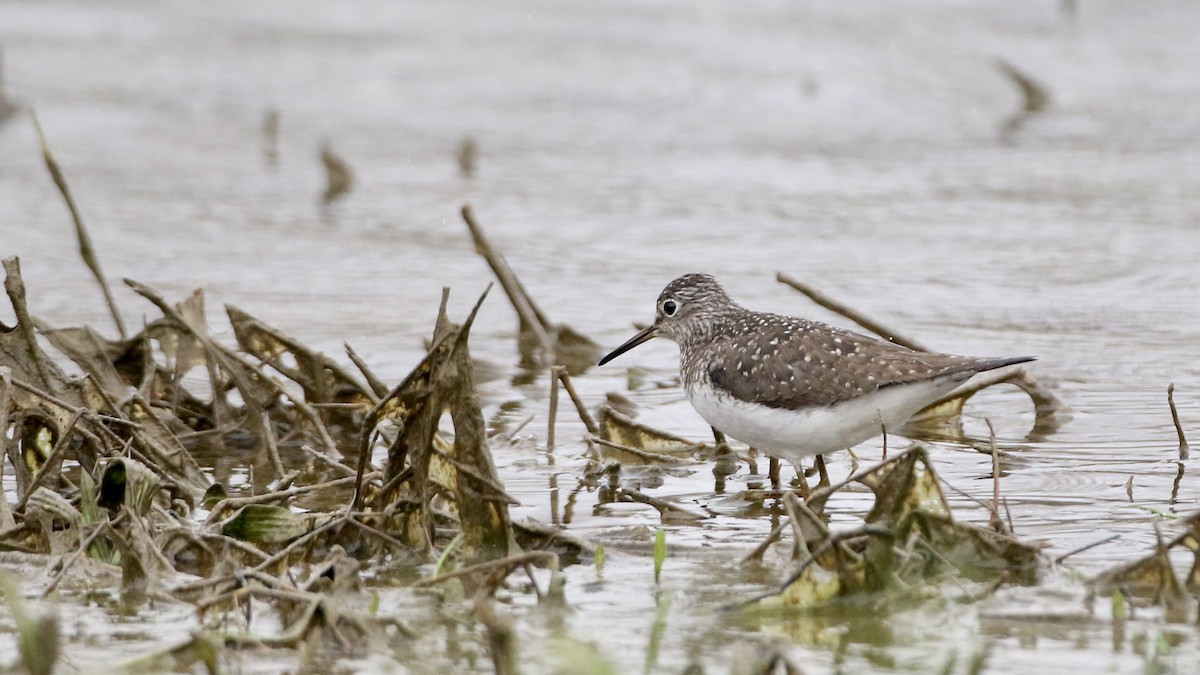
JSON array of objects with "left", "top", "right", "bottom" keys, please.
[{"left": 687, "top": 378, "right": 962, "bottom": 464}]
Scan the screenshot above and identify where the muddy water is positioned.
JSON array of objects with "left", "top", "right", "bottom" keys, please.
[{"left": 3, "top": 1, "right": 1200, "bottom": 672}]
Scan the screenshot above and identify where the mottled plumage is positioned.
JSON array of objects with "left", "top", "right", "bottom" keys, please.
[{"left": 599, "top": 273, "right": 1034, "bottom": 464}]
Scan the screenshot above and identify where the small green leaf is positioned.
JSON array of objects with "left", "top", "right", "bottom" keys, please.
[
  {"left": 201, "top": 483, "right": 227, "bottom": 511},
  {"left": 78, "top": 471, "right": 103, "bottom": 525},
  {"left": 1111, "top": 590, "right": 1126, "bottom": 621},
  {"left": 221, "top": 505, "right": 309, "bottom": 544},
  {"left": 644, "top": 590, "right": 671, "bottom": 674},
  {"left": 653, "top": 530, "right": 666, "bottom": 584},
  {"left": 1, "top": 573, "right": 59, "bottom": 675},
  {"left": 433, "top": 533, "right": 465, "bottom": 579},
  {"left": 369, "top": 591, "right": 380, "bottom": 616},
  {"left": 594, "top": 543, "right": 606, "bottom": 577}
]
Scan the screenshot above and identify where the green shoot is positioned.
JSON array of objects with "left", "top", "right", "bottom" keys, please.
[{"left": 654, "top": 530, "right": 667, "bottom": 584}]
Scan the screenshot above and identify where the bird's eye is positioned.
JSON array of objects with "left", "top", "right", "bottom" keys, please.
[{"left": 662, "top": 300, "right": 678, "bottom": 316}]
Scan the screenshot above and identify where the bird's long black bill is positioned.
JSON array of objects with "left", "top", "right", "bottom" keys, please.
[{"left": 598, "top": 324, "right": 658, "bottom": 365}]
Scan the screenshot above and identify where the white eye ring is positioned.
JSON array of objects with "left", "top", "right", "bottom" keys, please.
[{"left": 662, "top": 299, "right": 679, "bottom": 316}]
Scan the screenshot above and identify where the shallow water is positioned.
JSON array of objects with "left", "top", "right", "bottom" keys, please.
[{"left": 3, "top": 0, "right": 1200, "bottom": 672}]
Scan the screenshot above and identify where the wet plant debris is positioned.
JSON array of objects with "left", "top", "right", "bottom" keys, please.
[{"left": 0, "top": 229, "right": 1196, "bottom": 673}]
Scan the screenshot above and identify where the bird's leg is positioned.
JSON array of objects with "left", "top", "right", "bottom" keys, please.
[
  {"left": 746, "top": 446, "right": 759, "bottom": 476},
  {"left": 768, "top": 456, "right": 781, "bottom": 490},
  {"left": 815, "top": 454, "right": 830, "bottom": 488},
  {"left": 789, "top": 461, "right": 811, "bottom": 499}
]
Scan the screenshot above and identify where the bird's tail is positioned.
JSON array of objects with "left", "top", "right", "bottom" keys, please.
[{"left": 959, "top": 355, "right": 1036, "bottom": 376}]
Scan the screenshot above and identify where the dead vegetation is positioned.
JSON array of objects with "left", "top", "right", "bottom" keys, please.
[
  {"left": 0, "top": 46, "right": 17, "bottom": 128},
  {"left": 739, "top": 447, "right": 1042, "bottom": 614},
  {"left": 319, "top": 141, "right": 354, "bottom": 204},
  {"left": 0, "top": 149, "right": 1194, "bottom": 672},
  {"left": 0, "top": 253, "right": 583, "bottom": 671},
  {"left": 995, "top": 57, "right": 1053, "bottom": 143}
]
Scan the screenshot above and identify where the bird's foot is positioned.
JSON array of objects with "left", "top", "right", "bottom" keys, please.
[{"left": 815, "top": 454, "right": 830, "bottom": 488}]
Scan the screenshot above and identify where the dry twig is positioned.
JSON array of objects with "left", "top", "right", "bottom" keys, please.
[
  {"left": 1167, "top": 383, "right": 1189, "bottom": 460},
  {"left": 31, "top": 115, "right": 127, "bottom": 339}
]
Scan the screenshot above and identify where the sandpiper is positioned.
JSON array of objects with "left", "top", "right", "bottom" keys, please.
[{"left": 598, "top": 274, "right": 1033, "bottom": 487}]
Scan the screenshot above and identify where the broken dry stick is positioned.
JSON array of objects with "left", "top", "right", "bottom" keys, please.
[
  {"left": 615, "top": 487, "right": 706, "bottom": 522},
  {"left": 345, "top": 341, "right": 389, "bottom": 398},
  {"left": 412, "top": 551, "right": 558, "bottom": 588},
  {"left": 986, "top": 419, "right": 1004, "bottom": 533},
  {"left": 3, "top": 258, "right": 63, "bottom": 391},
  {"left": 460, "top": 204, "right": 555, "bottom": 355},
  {"left": 31, "top": 115, "right": 127, "bottom": 340},
  {"left": 1167, "top": 383, "right": 1190, "bottom": 460},
  {"left": 548, "top": 366, "right": 562, "bottom": 450},
  {"left": 555, "top": 368, "right": 598, "bottom": 435},
  {"left": 776, "top": 271, "right": 924, "bottom": 350}
]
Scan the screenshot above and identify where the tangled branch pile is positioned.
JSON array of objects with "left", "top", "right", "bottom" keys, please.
[{"left": 0, "top": 256, "right": 579, "bottom": 670}]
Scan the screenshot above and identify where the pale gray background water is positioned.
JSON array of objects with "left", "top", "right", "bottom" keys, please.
[{"left": 2, "top": 1, "right": 1199, "bottom": 673}]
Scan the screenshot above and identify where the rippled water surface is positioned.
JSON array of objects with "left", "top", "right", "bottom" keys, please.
[{"left": 3, "top": 1, "right": 1200, "bottom": 672}]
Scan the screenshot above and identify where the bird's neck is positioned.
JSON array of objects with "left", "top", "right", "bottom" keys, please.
[{"left": 676, "top": 311, "right": 743, "bottom": 388}]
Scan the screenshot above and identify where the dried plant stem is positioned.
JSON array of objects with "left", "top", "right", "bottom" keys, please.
[
  {"left": 740, "top": 520, "right": 787, "bottom": 565},
  {"left": 1170, "top": 461, "right": 1185, "bottom": 507},
  {"left": 6, "top": 379, "right": 133, "bottom": 431},
  {"left": 221, "top": 597, "right": 323, "bottom": 647},
  {"left": 206, "top": 475, "right": 362, "bottom": 524},
  {"left": 615, "top": 487, "right": 706, "bottom": 521},
  {"left": 251, "top": 514, "right": 347, "bottom": 573},
  {"left": 342, "top": 516, "right": 409, "bottom": 554},
  {"left": 460, "top": 204, "right": 554, "bottom": 354},
  {"left": 302, "top": 443, "right": 357, "bottom": 478},
  {"left": 986, "top": 419, "right": 1005, "bottom": 533},
  {"left": 1053, "top": 534, "right": 1121, "bottom": 566},
  {"left": 0, "top": 369, "right": 12, "bottom": 476},
  {"left": 782, "top": 492, "right": 810, "bottom": 560},
  {"left": 345, "top": 342, "right": 388, "bottom": 397},
  {"left": 42, "top": 512, "right": 128, "bottom": 598},
  {"left": 588, "top": 436, "right": 689, "bottom": 465},
  {"left": 31, "top": 114, "right": 127, "bottom": 339},
  {"left": 1167, "top": 383, "right": 1190, "bottom": 460},
  {"left": 548, "top": 366, "right": 562, "bottom": 451},
  {"left": 555, "top": 369, "right": 598, "bottom": 435},
  {"left": 412, "top": 550, "right": 557, "bottom": 588},
  {"left": 741, "top": 524, "right": 893, "bottom": 607},
  {"left": 937, "top": 475, "right": 995, "bottom": 513},
  {"left": 171, "top": 565, "right": 284, "bottom": 599},
  {"left": 3, "top": 258, "right": 60, "bottom": 390},
  {"left": 261, "top": 412, "right": 287, "bottom": 480},
  {"left": 776, "top": 272, "right": 924, "bottom": 350},
  {"left": 198, "top": 532, "right": 271, "bottom": 563},
  {"left": 995, "top": 58, "right": 1051, "bottom": 114},
  {"left": 227, "top": 350, "right": 341, "bottom": 457},
  {"left": 429, "top": 443, "right": 518, "bottom": 504}
]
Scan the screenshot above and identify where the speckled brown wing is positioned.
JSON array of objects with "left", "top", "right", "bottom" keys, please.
[{"left": 699, "top": 313, "right": 1025, "bottom": 410}]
